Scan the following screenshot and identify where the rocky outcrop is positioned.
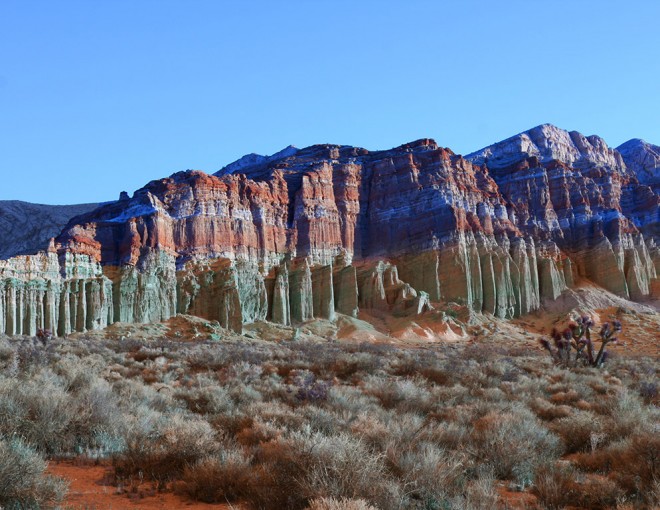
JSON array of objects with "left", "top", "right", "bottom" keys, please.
[
  {"left": 288, "top": 259, "right": 314, "bottom": 323},
  {"left": 0, "top": 124, "right": 657, "bottom": 337},
  {"left": 333, "top": 264, "right": 359, "bottom": 317},
  {"left": 467, "top": 124, "right": 658, "bottom": 302},
  {"left": 0, "top": 252, "right": 112, "bottom": 337},
  {"left": 617, "top": 139, "right": 660, "bottom": 191},
  {"left": 176, "top": 258, "right": 242, "bottom": 333}
]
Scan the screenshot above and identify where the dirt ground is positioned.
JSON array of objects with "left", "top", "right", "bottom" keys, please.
[{"left": 49, "top": 460, "right": 238, "bottom": 510}]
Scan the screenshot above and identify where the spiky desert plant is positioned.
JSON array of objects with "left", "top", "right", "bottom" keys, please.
[{"left": 540, "top": 317, "right": 621, "bottom": 369}]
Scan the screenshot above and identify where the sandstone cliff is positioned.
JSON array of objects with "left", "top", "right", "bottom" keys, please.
[{"left": 0, "top": 125, "right": 657, "bottom": 336}]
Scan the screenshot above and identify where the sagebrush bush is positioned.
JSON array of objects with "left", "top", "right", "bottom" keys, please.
[
  {"left": 246, "top": 428, "right": 398, "bottom": 510},
  {"left": 305, "top": 497, "right": 379, "bottom": 510},
  {"left": 532, "top": 463, "right": 577, "bottom": 509},
  {"left": 0, "top": 436, "right": 67, "bottom": 509},
  {"left": 470, "top": 405, "right": 561, "bottom": 487},
  {"left": 113, "top": 413, "right": 220, "bottom": 486},
  {"left": 551, "top": 411, "right": 604, "bottom": 453},
  {"left": 175, "top": 446, "right": 251, "bottom": 503}
]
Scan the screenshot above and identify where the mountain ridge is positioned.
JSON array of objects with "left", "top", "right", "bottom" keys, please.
[{"left": 0, "top": 124, "right": 657, "bottom": 338}]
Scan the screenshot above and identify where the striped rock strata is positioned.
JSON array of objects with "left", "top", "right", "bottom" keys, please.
[{"left": 0, "top": 124, "right": 657, "bottom": 335}]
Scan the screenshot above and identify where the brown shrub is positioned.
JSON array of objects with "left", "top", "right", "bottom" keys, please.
[
  {"left": 246, "top": 430, "right": 396, "bottom": 510},
  {"left": 471, "top": 406, "right": 561, "bottom": 487},
  {"left": 387, "top": 442, "right": 467, "bottom": 503},
  {"left": 574, "top": 475, "right": 623, "bottom": 509},
  {"left": 573, "top": 432, "right": 660, "bottom": 503},
  {"left": 305, "top": 498, "right": 378, "bottom": 510},
  {"left": 113, "top": 414, "right": 220, "bottom": 487},
  {"left": 550, "top": 411, "right": 604, "bottom": 454},
  {"left": 548, "top": 389, "right": 580, "bottom": 405},
  {"left": 610, "top": 433, "right": 660, "bottom": 501},
  {"left": 532, "top": 463, "right": 577, "bottom": 509},
  {"left": 174, "top": 447, "right": 251, "bottom": 503},
  {"left": 529, "top": 397, "right": 573, "bottom": 421}
]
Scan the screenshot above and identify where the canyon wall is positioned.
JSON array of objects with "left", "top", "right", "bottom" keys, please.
[{"left": 0, "top": 124, "right": 657, "bottom": 336}]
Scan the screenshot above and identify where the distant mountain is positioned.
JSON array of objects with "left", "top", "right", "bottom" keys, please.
[
  {"left": 0, "top": 200, "right": 99, "bottom": 259},
  {"left": 215, "top": 145, "right": 299, "bottom": 177},
  {"left": 466, "top": 123, "right": 628, "bottom": 172}
]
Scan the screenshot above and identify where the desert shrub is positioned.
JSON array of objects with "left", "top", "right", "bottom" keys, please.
[
  {"left": 603, "top": 388, "right": 655, "bottom": 440},
  {"left": 532, "top": 463, "right": 577, "bottom": 509},
  {"left": 573, "top": 476, "right": 623, "bottom": 509},
  {"left": 0, "top": 371, "right": 74, "bottom": 454},
  {"left": 551, "top": 411, "right": 604, "bottom": 453},
  {"left": 289, "top": 370, "right": 332, "bottom": 404},
  {"left": 305, "top": 497, "right": 379, "bottom": 510},
  {"left": 14, "top": 338, "right": 60, "bottom": 371},
  {"left": 0, "top": 338, "right": 17, "bottom": 371},
  {"left": 113, "top": 413, "right": 220, "bottom": 487},
  {"left": 471, "top": 405, "right": 561, "bottom": 487},
  {"left": 0, "top": 436, "right": 67, "bottom": 509},
  {"left": 447, "top": 468, "right": 500, "bottom": 510},
  {"left": 390, "top": 442, "right": 467, "bottom": 505},
  {"left": 68, "top": 377, "right": 126, "bottom": 456},
  {"left": 302, "top": 432, "right": 396, "bottom": 508},
  {"left": 638, "top": 380, "right": 658, "bottom": 403},
  {"left": 247, "top": 429, "right": 396, "bottom": 510},
  {"left": 175, "top": 446, "right": 251, "bottom": 503},
  {"left": 529, "top": 397, "right": 573, "bottom": 421},
  {"left": 363, "top": 375, "right": 432, "bottom": 412},
  {"left": 573, "top": 431, "right": 660, "bottom": 504},
  {"left": 427, "top": 421, "right": 470, "bottom": 450},
  {"left": 328, "top": 352, "right": 382, "bottom": 380},
  {"left": 533, "top": 462, "right": 624, "bottom": 509},
  {"left": 327, "top": 384, "right": 382, "bottom": 416},
  {"left": 175, "top": 378, "right": 234, "bottom": 415},
  {"left": 608, "top": 432, "right": 660, "bottom": 502}
]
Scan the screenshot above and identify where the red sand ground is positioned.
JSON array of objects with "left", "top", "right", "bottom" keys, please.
[{"left": 48, "top": 461, "right": 237, "bottom": 510}]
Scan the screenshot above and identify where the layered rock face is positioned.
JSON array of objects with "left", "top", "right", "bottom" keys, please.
[
  {"left": 616, "top": 138, "right": 660, "bottom": 251},
  {"left": 0, "top": 251, "right": 112, "bottom": 337},
  {"left": 617, "top": 139, "right": 660, "bottom": 191},
  {"left": 0, "top": 124, "right": 657, "bottom": 336},
  {"left": 466, "top": 124, "right": 658, "bottom": 300}
]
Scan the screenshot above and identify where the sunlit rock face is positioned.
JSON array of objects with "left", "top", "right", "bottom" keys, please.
[
  {"left": 618, "top": 138, "right": 660, "bottom": 191},
  {"left": 0, "top": 124, "right": 657, "bottom": 336},
  {"left": 466, "top": 124, "right": 658, "bottom": 300}
]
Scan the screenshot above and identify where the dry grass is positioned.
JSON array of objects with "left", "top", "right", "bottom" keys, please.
[{"left": 0, "top": 332, "right": 657, "bottom": 509}]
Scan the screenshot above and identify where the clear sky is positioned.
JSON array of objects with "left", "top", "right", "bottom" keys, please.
[{"left": 1, "top": 0, "right": 659, "bottom": 204}]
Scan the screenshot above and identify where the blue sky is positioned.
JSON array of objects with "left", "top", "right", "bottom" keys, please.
[{"left": 1, "top": 0, "right": 659, "bottom": 204}]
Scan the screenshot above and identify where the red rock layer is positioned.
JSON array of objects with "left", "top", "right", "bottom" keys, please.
[{"left": 55, "top": 141, "right": 519, "bottom": 267}]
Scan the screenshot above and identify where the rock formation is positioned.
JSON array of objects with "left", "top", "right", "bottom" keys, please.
[
  {"left": 0, "top": 124, "right": 657, "bottom": 336},
  {"left": 466, "top": 124, "right": 658, "bottom": 301},
  {"left": 617, "top": 138, "right": 660, "bottom": 191}
]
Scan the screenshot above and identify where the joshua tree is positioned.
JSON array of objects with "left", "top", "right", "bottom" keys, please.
[{"left": 540, "top": 316, "right": 621, "bottom": 368}]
